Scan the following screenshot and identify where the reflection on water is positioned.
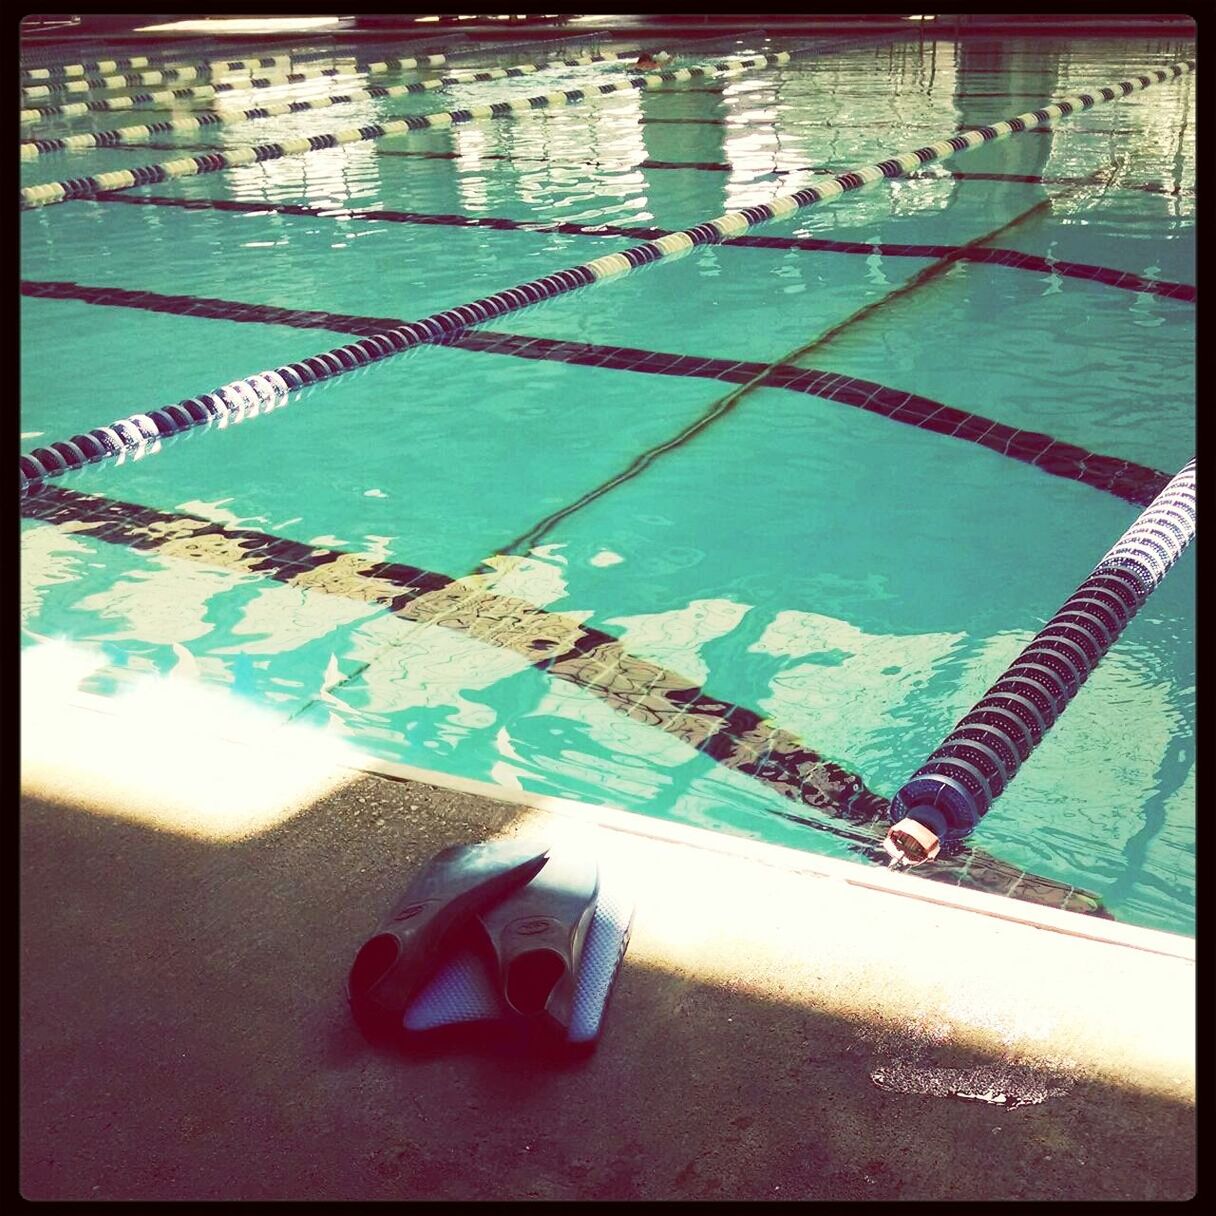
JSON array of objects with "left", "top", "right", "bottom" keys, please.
[
  {"left": 749, "top": 609, "right": 967, "bottom": 768},
  {"left": 607, "top": 598, "right": 751, "bottom": 684}
]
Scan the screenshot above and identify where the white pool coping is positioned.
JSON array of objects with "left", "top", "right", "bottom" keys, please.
[
  {"left": 25, "top": 670, "right": 1193, "bottom": 964},
  {"left": 344, "top": 750, "right": 1195, "bottom": 962}
]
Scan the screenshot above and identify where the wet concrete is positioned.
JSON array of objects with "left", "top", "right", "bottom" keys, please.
[{"left": 20, "top": 747, "right": 1195, "bottom": 1201}]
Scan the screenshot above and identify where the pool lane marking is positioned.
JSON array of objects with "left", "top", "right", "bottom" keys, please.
[
  {"left": 83, "top": 190, "right": 1199, "bottom": 303},
  {"left": 16, "top": 479, "right": 1107, "bottom": 918},
  {"left": 18, "top": 34, "right": 464, "bottom": 78},
  {"left": 18, "top": 59, "right": 1196, "bottom": 486},
  {"left": 22, "top": 55, "right": 281, "bottom": 79},
  {"left": 441, "top": 333, "right": 1169, "bottom": 509},
  {"left": 19, "top": 44, "right": 660, "bottom": 151},
  {"left": 946, "top": 168, "right": 1191, "bottom": 197},
  {"left": 486, "top": 163, "right": 1138, "bottom": 559},
  {"left": 16, "top": 21, "right": 738, "bottom": 88},
  {"left": 18, "top": 46, "right": 824, "bottom": 205},
  {"left": 26, "top": 56, "right": 995, "bottom": 152},
  {"left": 16, "top": 44, "right": 1147, "bottom": 78},
  {"left": 36, "top": 107, "right": 1163, "bottom": 141},
  {"left": 18, "top": 23, "right": 622, "bottom": 81},
  {"left": 20, "top": 58, "right": 1194, "bottom": 217},
  {"left": 15, "top": 26, "right": 837, "bottom": 123},
  {"left": 18, "top": 277, "right": 1170, "bottom": 508},
  {"left": 640, "top": 119, "right": 1149, "bottom": 136},
  {"left": 19, "top": 30, "right": 567, "bottom": 116},
  {"left": 19, "top": 40, "right": 543, "bottom": 122}
]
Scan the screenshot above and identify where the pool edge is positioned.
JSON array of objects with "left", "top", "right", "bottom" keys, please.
[{"left": 38, "top": 682, "right": 1195, "bottom": 963}]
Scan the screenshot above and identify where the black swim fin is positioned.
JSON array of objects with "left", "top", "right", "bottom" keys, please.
[
  {"left": 478, "top": 848, "right": 599, "bottom": 1035},
  {"left": 348, "top": 839, "right": 550, "bottom": 1038}
]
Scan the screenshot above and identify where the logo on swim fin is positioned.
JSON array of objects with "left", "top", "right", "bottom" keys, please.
[{"left": 514, "top": 917, "right": 556, "bottom": 935}]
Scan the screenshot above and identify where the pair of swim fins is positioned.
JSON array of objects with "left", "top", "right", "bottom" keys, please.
[{"left": 348, "top": 839, "right": 603, "bottom": 1043}]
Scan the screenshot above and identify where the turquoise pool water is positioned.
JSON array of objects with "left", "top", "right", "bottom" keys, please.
[{"left": 20, "top": 31, "right": 1195, "bottom": 933}]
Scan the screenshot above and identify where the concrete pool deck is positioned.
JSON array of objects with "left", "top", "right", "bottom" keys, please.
[{"left": 21, "top": 684, "right": 1195, "bottom": 1201}]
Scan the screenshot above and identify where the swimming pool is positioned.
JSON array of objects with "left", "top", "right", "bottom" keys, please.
[{"left": 20, "top": 28, "right": 1196, "bottom": 935}]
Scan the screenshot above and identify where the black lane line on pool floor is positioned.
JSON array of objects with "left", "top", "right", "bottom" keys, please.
[
  {"left": 17, "top": 479, "right": 1107, "bottom": 918},
  {"left": 84, "top": 189, "right": 1197, "bottom": 302},
  {"left": 20, "top": 277, "right": 1169, "bottom": 507}
]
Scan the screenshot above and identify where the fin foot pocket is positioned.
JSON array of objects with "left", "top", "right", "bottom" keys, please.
[
  {"left": 479, "top": 848, "right": 600, "bottom": 1034},
  {"left": 347, "top": 838, "right": 549, "bottom": 1038}
]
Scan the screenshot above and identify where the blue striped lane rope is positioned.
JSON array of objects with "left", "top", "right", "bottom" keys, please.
[
  {"left": 885, "top": 457, "right": 1195, "bottom": 853},
  {"left": 18, "top": 59, "right": 1195, "bottom": 486}
]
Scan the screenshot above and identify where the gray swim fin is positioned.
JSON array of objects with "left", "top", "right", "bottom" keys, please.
[
  {"left": 348, "top": 839, "right": 549, "bottom": 1038},
  {"left": 478, "top": 848, "right": 600, "bottom": 1035}
]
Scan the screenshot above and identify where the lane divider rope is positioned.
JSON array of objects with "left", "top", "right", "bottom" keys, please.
[
  {"left": 19, "top": 43, "right": 453, "bottom": 82},
  {"left": 19, "top": 59, "right": 387, "bottom": 102},
  {"left": 21, "top": 45, "right": 664, "bottom": 157},
  {"left": 20, "top": 36, "right": 650, "bottom": 118},
  {"left": 18, "top": 30, "right": 470, "bottom": 89},
  {"left": 83, "top": 189, "right": 1199, "bottom": 302},
  {"left": 17, "top": 22, "right": 752, "bottom": 82},
  {"left": 16, "top": 30, "right": 850, "bottom": 127},
  {"left": 23, "top": 54, "right": 281, "bottom": 79},
  {"left": 19, "top": 55, "right": 449, "bottom": 122},
  {"left": 19, "top": 49, "right": 800, "bottom": 203},
  {"left": 77, "top": 133, "right": 1197, "bottom": 200},
  {"left": 886, "top": 457, "right": 1195, "bottom": 849},
  {"left": 18, "top": 58, "right": 1194, "bottom": 486}
]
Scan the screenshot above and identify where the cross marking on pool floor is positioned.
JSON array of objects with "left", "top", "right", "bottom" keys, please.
[
  {"left": 483, "top": 160, "right": 1150, "bottom": 561},
  {"left": 20, "top": 277, "right": 1170, "bottom": 507}
]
